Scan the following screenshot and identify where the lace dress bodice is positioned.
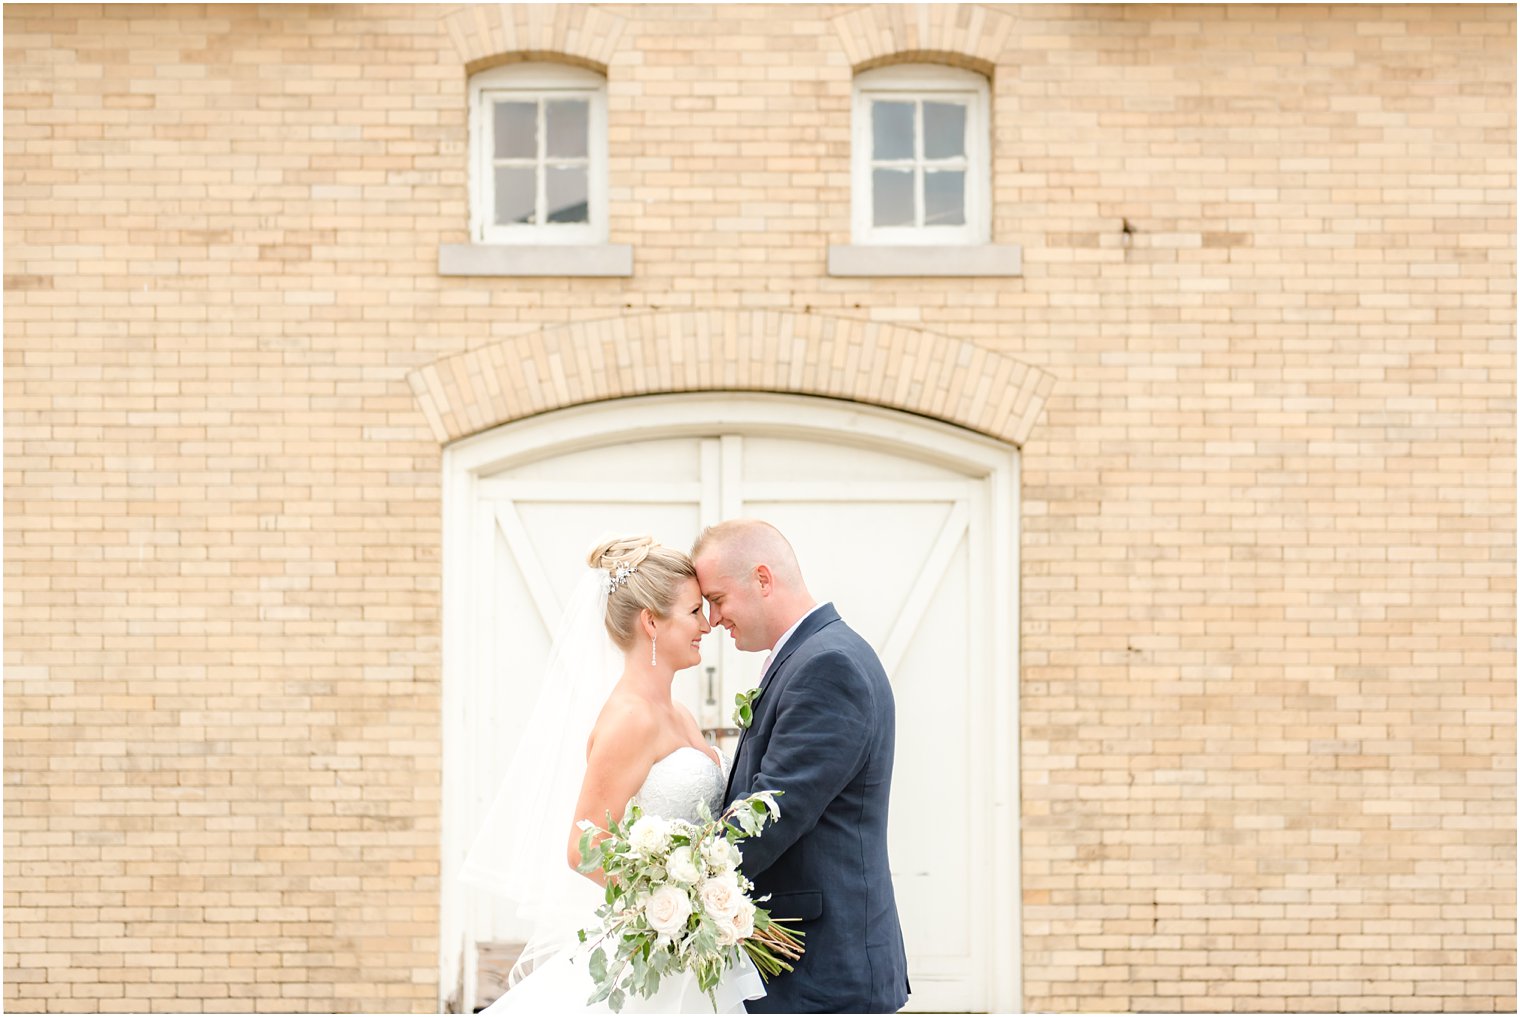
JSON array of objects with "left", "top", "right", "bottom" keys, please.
[{"left": 630, "top": 746, "right": 726, "bottom": 824}]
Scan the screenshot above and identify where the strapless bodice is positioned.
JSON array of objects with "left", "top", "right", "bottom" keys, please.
[{"left": 630, "top": 746, "right": 726, "bottom": 825}]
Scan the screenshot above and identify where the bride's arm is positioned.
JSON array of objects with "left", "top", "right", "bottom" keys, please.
[{"left": 566, "top": 701, "right": 659, "bottom": 884}]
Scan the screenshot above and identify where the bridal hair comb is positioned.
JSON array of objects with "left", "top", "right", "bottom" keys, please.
[{"left": 608, "top": 563, "right": 638, "bottom": 593}]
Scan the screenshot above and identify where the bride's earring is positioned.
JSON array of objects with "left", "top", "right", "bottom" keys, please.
[{"left": 650, "top": 635, "right": 658, "bottom": 667}]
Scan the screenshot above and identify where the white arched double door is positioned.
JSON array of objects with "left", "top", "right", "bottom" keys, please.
[{"left": 440, "top": 394, "right": 1021, "bottom": 1013}]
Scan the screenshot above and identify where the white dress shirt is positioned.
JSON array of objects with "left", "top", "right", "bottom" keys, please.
[{"left": 762, "top": 602, "right": 827, "bottom": 678}]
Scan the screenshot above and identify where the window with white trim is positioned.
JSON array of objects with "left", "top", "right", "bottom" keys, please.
[
  {"left": 852, "top": 64, "right": 990, "bottom": 246},
  {"left": 469, "top": 63, "right": 608, "bottom": 245}
]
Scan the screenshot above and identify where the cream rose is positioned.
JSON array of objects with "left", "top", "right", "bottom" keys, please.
[
  {"left": 643, "top": 884, "right": 693, "bottom": 937},
  {"left": 701, "top": 836, "right": 742, "bottom": 874},
  {"left": 730, "top": 900, "right": 756, "bottom": 941},
  {"left": 698, "top": 874, "right": 744, "bottom": 921},
  {"left": 713, "top": 899, "right": 755, "bottom": 947},
  {"left": 666, "top": 846, "right": 702, "bottom": 885},
  {"left": 627, "top": 815, "right": 672, "bottom": 857}
]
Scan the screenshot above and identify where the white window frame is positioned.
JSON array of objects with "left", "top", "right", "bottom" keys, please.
[
  {"left": 851, "top": 64, "right": 990, "bottom": 246},
  {"left": 469, "top": 62, "right": 608, "bottom": 245}
]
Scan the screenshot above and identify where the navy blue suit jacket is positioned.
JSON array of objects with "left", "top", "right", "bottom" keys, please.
[{"left": 726, "top": 604, "right": 910, "bottom": 1013}]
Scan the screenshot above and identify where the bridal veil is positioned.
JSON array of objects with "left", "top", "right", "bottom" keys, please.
[{"left": 460, "top": 566, "right": 624, "bottom": 985}]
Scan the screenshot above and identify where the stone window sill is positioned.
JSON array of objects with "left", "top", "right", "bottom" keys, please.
[
  {"left": 438, "top": 243, "right": 633, "bottom": 277},
  {"left": 826, "top": 244, "right": 1022, "bottom": 278}
]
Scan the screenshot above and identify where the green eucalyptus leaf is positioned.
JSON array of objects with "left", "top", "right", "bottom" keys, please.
[{"left": 588, "top": 946, "right": 607, "bottom": 981}]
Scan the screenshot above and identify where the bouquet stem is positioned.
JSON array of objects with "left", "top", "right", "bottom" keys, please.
[{"left": 742, "top": 919, "right": 806, "bottom": 980}]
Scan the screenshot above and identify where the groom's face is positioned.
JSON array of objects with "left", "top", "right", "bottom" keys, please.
[{"left": 693, "top": 553, "right": 768, "bottom": 653}]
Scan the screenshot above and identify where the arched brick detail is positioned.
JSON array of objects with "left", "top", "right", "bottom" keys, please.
[
  {"left": 830, "top": 3, "right": 1014, "bottom": 76},
  {"left": 442, "top": 4, "right": 627, "bottom": 74},
  {"left": 406, "top": 310, "right": 1055, "bottom": 448}
]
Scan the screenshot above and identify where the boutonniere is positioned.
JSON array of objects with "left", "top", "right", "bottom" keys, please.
[{"left": 732, "top": 686, "right": 763, "bottom": 730}]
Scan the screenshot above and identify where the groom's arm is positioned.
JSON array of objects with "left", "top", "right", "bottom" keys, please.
[{"left": 737, "top": 649, "right": 873, "bottom": 878}]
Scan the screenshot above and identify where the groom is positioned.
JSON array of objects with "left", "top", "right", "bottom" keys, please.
[{"left": 693, "top": 520, "right": 910, "bottom": 1014}]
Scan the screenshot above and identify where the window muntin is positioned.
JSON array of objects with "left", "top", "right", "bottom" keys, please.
[
  {"left": 867, "top": 96, "right": 971, "bottom": 229},
  {"left": 487, "top": 96, "right": 591, "bottom": 226}
]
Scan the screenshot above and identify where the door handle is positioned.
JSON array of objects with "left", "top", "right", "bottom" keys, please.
[{"left": 702, "top": 726, "right": 743, "bottom": 742}]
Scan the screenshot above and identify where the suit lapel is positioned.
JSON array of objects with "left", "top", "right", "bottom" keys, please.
[
  {"left": 727, "top": 604, "right": 840, "bottom": 799},
  {"left": 757, "top": 603, "right": 838, "bottom": 697}
]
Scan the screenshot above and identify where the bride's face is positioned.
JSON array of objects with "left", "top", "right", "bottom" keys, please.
[{"left": 657, "top": 577, "right": 711, "bottom": 671}]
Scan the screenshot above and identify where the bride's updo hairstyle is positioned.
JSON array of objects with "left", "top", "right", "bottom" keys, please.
[{"left": 587, "top": 536, "right": 698, "bottom": 650}]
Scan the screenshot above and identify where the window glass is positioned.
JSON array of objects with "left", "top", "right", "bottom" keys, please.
[
  {"left": 923, "top": 102, "right": 966, "bottom": 160},
  {"left": 923, "top": 169, "right": 966, "bottom": 226},
  {"left": 546, "top": 165, "right": 589, "bottom": 224},
  {"left": 872, "top": 168, "right": 915, "bottom": 227},
  {"left": 871, "top": 101, "right": 916, "bottom": 160},
  {"left": 494, "top": 166, "right": 536, "bottom": 225},
  {"left": 493, "top": 101, "right": 537, "bottom": 160},
  {"left": 546, "top": 99, "right": 589, "bottom": 160}
]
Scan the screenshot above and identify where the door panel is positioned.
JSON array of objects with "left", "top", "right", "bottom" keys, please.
[
  {"left": 494, "top": 435, "right": 706, "bottom": 483},
  {"left": 474, "top": 494, "right": 704, "bottom": 950},
  {"left": 743, "top": 498, "right": 965, "bottom": 651},
  {"left": 891, "top": 540, "right": 974, "bottom": 964},
  {"left": 743, "top": 474, "right": 983, "bottom": 1013},
  {"left": 742, "top": 433, "right": 969, "bottom": 483}
]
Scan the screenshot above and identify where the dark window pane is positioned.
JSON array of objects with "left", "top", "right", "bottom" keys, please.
[
  {"left": 924, "top": 169, "right": 965, "bottom": 226},
  {"left": 494, "top": 166, "right": 536, "bottom": 225},
  {"left": 871, "top": 101, "right": 915, "bottom": 160},
  {"left": 546, "top": 165, "right": 589, "bottom": 223},
  {"left": 923, "top": 102, "right": 966, "bottom": 160},
  {"left": 493, "top": 101, "right": 538, "bottom": 160},
  {"left": 872, "top": 168, "right": 914, "bottom": 227},
  {"left": 546, "top": 99, "right": 589, "bottom": 159}
]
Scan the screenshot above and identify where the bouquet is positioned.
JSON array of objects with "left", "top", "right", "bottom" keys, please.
[{"left": 573, "top": 790, "right": 806, "bottom": 1012}]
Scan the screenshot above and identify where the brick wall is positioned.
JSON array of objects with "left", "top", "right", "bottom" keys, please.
[{"left": 5, "top": 4, "right": 1513, "bottom": 1012}]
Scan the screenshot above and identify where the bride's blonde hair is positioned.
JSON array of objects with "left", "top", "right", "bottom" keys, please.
[{"left": 587, "top": 536, "right": 697, "bottom": 650}]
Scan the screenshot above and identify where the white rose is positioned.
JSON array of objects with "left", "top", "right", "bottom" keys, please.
[
  {"left": 628, "top": 815, "right": 672, "bottom": 857},
  {"left": 713, "top": 899, "right": 755, "bottom": 947},
  {"left": 666, "top": 846, "right": 702, "bottom": 885},
  {"left": 643, "top": 884, "right": 693, "bottom": 937},
  {"left": 701, "top": 837, "right": 742, "bottom": 874},
  {"left": 730, "top": 901, "right": 756, "bottom": 941},
  {"left": 698, "top": 875, "right": 744, "bottom": 921},
  {"left": 713, "top": 914, "right": 741, "bottom": 947}
]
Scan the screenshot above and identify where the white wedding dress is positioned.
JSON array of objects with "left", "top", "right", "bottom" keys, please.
[{"left": 481, "top": 746, "right": 767, "bottom": 1014}]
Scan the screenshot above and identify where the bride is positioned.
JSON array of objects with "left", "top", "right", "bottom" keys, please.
[{"left": 463, "top": 536, "right": 766, "bottom": 1013}]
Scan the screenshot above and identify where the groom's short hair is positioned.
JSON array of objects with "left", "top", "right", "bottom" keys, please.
[{"left": 692, "top": 519, "right": 804, "bottom": 586}]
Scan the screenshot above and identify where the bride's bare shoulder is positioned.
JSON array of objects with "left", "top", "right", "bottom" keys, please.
[{"left": 585, "top": 690, "right": 659, "bottom": 758}]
